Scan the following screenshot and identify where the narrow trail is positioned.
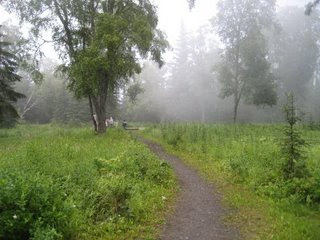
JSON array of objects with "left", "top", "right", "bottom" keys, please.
[{"left": 137, "top": 136, "right": 240, "bottom": 240}]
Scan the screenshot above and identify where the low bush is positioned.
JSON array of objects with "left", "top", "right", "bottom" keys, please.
[
  {"left": 0, "top": 125, "right": 175, "bottom": 239},
  {"left": 143, "top": 123, "right": 320, "bottom": 239},
  {"left": 148, "top": 123, "right": 320, "bottom": 205}
]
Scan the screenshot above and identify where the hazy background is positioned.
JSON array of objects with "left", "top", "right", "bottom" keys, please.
[
  {"left": 1, "top": 0, "right": 319, "bottom": 124},
  {"left": 0, "top": 0, "right": 308, "bottom": 60}
]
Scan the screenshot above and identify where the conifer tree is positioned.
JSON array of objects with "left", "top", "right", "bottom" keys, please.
[
  {"left": 281, "top": 93, "right": 308, "bottom": 179},
  {"left": 0, "top": 28, "right": 24, "bottom": 127}
]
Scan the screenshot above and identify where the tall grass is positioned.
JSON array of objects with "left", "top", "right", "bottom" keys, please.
[
  {"left": 0, "top": 124, "right": 175, "bottom": 240},
  {"left": 144, "top": 123, "right": 320, "bottom": 239}
]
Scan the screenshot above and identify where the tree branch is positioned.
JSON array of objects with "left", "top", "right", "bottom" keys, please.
[
  {"left": 20, "top": 88, "right": 40, "bottom": 118},
  {"left": 306, "top": 0, "right": 320, "bottom": 15},
  {"left": 53, "top": 0, "right": 75, "bottom": 58}
]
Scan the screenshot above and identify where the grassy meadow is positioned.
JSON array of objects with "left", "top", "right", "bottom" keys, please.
[
  {"left": 0, "top": 125, "right": 175, "bottom": 240},
  {"left": 143, "top": 124, "right": 320, "bottom": 240}
]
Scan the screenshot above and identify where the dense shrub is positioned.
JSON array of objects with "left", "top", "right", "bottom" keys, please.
[
  {"left": 146, "top": 123, "right": 320, "bottom": 206},
  {"left": 0, "top": 125, "right": 175, "bottom": 239},
  {"left": 0, "top": 171, "right": 76, "bottom": 240}
]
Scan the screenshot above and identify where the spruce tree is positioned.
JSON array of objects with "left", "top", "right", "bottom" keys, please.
[
  {"left": 281, "top": 93, "right": 309, "bottom": 179},
  {"left": 0, "top": 28, "right": 24, "bottom": 127}
]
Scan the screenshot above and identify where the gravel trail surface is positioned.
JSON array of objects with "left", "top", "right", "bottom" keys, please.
[{"left": 138, "top": 137, "right": 240, "bottom": 240}]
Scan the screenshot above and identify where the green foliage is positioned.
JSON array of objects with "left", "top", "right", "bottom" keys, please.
[
  {"left": 127, "top": 82, "right": 145, "bottom": 104},
  {"left": 15, "top": 60, "right": 91, "bottom": 124},
  {"left": 241, "top": 30, "right": 277, "bottom": 106},
  {"left": 1, "top": 24, "right": 43, "bottom": 85},
  {"left": 0, "top": 171, "right": 75, "bottom": 240},
  {"left": 144, "top": 124, "right": 320, "bottom": 205},
  {"left": 305, "top": 118, "right": 320, "bottom": 130},
  {"left": 281, "top": 93, "right": 309, "bottom": 179},
  {"left": 214, "top": 0, "right": 277, "bottom": 122},
  {"left": 144, "top": 123, "right": 320, "bottom": 239},
  {"left": 0, "top": 125, "right": 175, "bottom": 239},
  {"left": 2, "top": 0, "right": 167, "bottom": 133},
  {"left": 69, "top": 3, "right": 167, "bottom": 98},
  {"left": 0, "top": 28, "right": 24, "bottom": 128}
]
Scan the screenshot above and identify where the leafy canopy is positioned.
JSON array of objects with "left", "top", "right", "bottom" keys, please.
[
  {"left": 2, "top": 0, "right": 167, "bottom": 133},
  {"left": 69, "top": 4, "right": 167, "bottom": 98},
  {"left": 214, "top": 0, "right": 277, "bottom": 110}
]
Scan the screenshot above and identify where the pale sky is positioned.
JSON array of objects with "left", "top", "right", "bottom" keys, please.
[{"left": 0, "top": 0, "right": 309, "bottom": 61}]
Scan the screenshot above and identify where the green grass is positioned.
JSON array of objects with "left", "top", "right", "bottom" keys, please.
[
  {"left": 0, "top": 124, "right": 176, "bottom": 240},
  {"left": 142, "top": 123, "right": 320, "bottom": 240}
]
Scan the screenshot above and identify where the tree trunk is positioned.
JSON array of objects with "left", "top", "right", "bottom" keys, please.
[
  {"left": 88, "top": 95, "right": 97, "bottom": 132},
  {"left": 20, "top": 88, "right": 39, "bottom": 120},
  {"left": 91, "top": 74, "right": 109, "bottom": 134},
  {"left": 233, "top": 95, "right": 240, "bottom": 123},
  {"left": 92, "top": 95, "right": 106, "bottom": 133},
  {"left": 233, "top": 26, "right": 242, "bottom": 124}
]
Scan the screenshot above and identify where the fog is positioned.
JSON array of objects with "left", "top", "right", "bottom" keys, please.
[
  {"left": 1, "top": 0, "right": 320, "bottom": 124},
  {"left": 124, "top": 0, "right": 320, "bottom": 123}
]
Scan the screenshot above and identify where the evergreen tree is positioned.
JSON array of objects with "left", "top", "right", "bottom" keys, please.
[
  {"left": 189, "top": 26, "right": 219, "bottom": 123},
  {"left": 281, "top": 93, "right": 308, "bottom": 179},
  {"left": 166, "top": 22, "right": 193, "bottom": 121},
  {"left": 0, "top": 28, "right": 24, "bottom": 127}
]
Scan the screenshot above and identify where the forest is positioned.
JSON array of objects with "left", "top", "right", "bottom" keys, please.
[
  {"left": 2, "top": 1, "right": 320, "bottom": 126},
  {"left": 1, "top": 0, "right": 320, "bottom": 239}
]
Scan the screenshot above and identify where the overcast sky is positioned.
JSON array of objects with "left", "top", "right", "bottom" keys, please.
[{"left": 0, "top": 0, "right": 309, "bottom": 61}]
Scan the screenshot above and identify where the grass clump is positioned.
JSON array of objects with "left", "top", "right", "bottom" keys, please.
[
  {"left": 0, "top": 125, "right": 175, "bottom": 239},
  {"left": 143, "top": 123, "right": 320, "bottom": 239}
]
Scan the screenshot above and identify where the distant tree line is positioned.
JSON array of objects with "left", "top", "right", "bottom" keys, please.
[
  {"left": 2, "top": 0, "right": 167, "bottom": 133},
  {"left": 2, "top": 0, "right": 320, "bottom": 126},
  {"left": 123, "top": 2, "right": 320, "bottom": 123}
]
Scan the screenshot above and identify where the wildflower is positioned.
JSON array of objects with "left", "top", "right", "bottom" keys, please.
[{"left": 13, "top": 214, "right": 18, "bottom": 219}]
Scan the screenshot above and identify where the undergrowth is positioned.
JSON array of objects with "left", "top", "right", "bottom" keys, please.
[
  {"left": 143, "top": 123, "right": 320, "bottom": 239},
  {"left": 0, "top": 124, "right": 175, "bottom": 240}
]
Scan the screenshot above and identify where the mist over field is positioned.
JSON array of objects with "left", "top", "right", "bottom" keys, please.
[
  {"left": 1, "top": 0, "right": 319, "bottom": 125},
  {"left": 1, "top": 1, "right": 320, "bottom": 239},
  {"left": 125, "top": 0, "right": 320, "bottom": 124}
]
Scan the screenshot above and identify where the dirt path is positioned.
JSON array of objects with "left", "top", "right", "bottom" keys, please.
[{"left": 138, "top": 137, "right": 240, "bottom": 240}]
